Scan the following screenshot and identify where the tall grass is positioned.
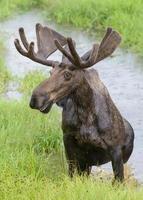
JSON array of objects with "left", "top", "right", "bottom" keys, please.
[
  {"left": 0, "top": 41, "right": 11, "bottom": 93},
  {"left": 0, "top": 175, "right": 142, "bottom": 200},
  {"left": 0, "top": 100, "right": 62, "bottom": 154},
  {"left": 18, "top": 70, "right": 48, "bottom": 95},
  {"left": 0, "top": 0, "right": 40, "bottom": 20},
  {"left": 0, "top": 100, "right": 65, "bottom": 184},
  {"left": 1, "top": 0, "right": 143, "bottom": 54},
  {"left": 43, "top": 0, "right": 143, "bottom": 54},
  {"left": 0, "top": 99, "right": 141, "bottom": 199}
]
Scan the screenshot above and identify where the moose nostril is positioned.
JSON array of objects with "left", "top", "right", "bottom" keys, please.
[{"left": 29, "top": 95, "right": 37, "bottom": 109}]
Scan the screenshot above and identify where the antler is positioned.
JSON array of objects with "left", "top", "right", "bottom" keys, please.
[
  {"left": 14, "top": 23, "right": 67, "bottom": 67},
  {"left": 55, "top": 27, "right": 121, "bottom": 68}
]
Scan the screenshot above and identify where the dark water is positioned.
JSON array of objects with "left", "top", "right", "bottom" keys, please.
[{"left": 0, "top": 11, "right": 143, "bottom": 182}]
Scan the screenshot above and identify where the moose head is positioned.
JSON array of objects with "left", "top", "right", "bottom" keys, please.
[{"left": 14, "top": 24, "right": 121, "bottom": 114}]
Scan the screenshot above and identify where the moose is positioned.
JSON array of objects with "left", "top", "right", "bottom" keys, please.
[{"left": 14, "top": 24, "right": 134, "bottom": 182}]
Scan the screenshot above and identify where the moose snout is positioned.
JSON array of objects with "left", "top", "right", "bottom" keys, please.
[
  {"left": 29, "top": 93, "right": 49, "bottom": 110},
  {"left": 29, "top": 94, "right": 39, "bottom": 109}
]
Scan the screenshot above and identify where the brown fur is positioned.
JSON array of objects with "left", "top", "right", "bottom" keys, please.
[{"left": 14, "top": 24, "right": 134, "bottom": 182}]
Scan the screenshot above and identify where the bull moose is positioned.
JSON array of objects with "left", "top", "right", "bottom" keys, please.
[{"left": 14, "top": 24, "right": 134, "bottom": 182}]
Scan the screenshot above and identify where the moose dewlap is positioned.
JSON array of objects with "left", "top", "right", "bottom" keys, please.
[{"left": 14, "top": 24, "right": 134, "bottom": 182}]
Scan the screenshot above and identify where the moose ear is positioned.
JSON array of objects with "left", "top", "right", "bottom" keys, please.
[{"left": 36, "top": 23, "right": 67, "bottom": 58}]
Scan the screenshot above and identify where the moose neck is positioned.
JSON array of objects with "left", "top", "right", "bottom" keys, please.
[{"left": 71, "top": 71, "right": 95, "bottom": 123}]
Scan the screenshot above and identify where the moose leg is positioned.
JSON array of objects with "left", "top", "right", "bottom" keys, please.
[
  {"left": 63, "top": 134, "right": 78, "bottom": 177},
  {"left": 110, "top": 146, "right": 124, "bottom": 182},
  {"left": 68, "top": 160, "right": 77, "bottom": 177},
  {"left": 86, "top": 166, "right": 92, "bottom": 176},
  {"left": 77, "top": 163, "right": 91, "bottom": 176}
]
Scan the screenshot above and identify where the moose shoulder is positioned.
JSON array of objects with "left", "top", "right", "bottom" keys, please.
[{"left": 14, "top": 24, "right": 134, "bottom": 182}]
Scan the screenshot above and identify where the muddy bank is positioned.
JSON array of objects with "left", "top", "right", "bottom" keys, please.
[{"left": 0, "top": 11, "right": 143, "bottom": 182}]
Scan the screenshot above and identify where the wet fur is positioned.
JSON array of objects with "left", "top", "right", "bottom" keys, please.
[{"left": 57, "top": 68, "right": 134, "bottom": 180}]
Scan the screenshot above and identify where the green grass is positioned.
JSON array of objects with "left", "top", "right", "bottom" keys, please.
[
  {"left": 1, "top": 0, "right": 143, "bottom": 54},
  {"left": 0, "top": 40, "right": 11, "bottom": 93},
  {"left": 0, "top": 99, "right": 142, "bottom": 199},
  {"left": 0, "top": 0, "right": 40, "bottom": 20},
  {"left": 0, "top": 100, "right": 65, "bottom": 187},
  {"left": 0, "top": 175, "right": 142, "bottom": 200},
  {"left": 43, "top": 0, "right": 143, "bottom": 54},
  {"left": 18, "top": 70, "right": 48, "bottom": 95},
  {"left": 0, "top": 100, "right": 62, "bottom": 153}
]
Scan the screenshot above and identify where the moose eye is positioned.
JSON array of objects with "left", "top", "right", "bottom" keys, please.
[{"left": 64, "top": 71, "right": 72, "bottom": 80}]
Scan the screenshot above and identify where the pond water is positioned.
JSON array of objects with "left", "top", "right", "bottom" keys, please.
[{"left": 0, "top": 11, "right": 143, "bottom": 182}]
